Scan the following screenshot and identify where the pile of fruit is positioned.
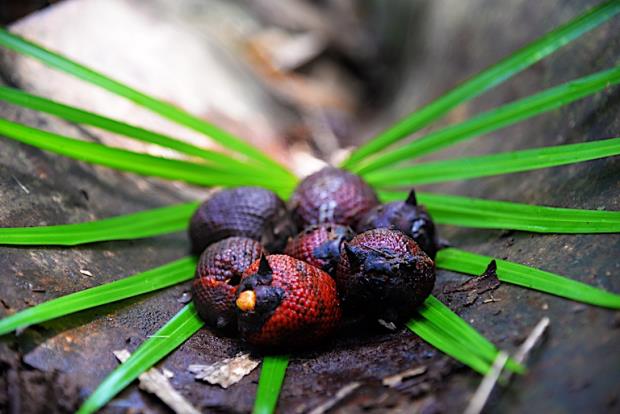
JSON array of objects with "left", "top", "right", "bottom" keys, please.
[{"left": 189, "top": 167, "right": 438, "bottom": 347}]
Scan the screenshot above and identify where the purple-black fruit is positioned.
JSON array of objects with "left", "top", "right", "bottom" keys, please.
[
  {"left": 336, "top": 228, "right": 435, "bottom": 323},
  {"left": 289, "top": 167, "right": 379, "bottom": 229},
  {"left": 189, "top": 187, "right": 296, "bottom": 254},
  {"left": 356, "top": 189, "right": 439, "bottom": 258},
  {"left": 192, "top": 237, "right": 264, "bottom": 330},
  {"left": 284, "top": 223, "right": 355, "bottom": 276}
]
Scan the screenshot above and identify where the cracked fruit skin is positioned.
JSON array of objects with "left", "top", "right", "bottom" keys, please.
[
  {"left": 336, "top": 228, "right": 435, "bottom": 323},
  {"left": 189, "top": 187, "right": 296, "bottom": 254},
  {"left": 284, "top": 223, "right": 355, "bottom": 276},
  {"left": 356, "top": 189, "right": 439, "bottom": 258},
  {"left": 289, "top": 167, "right": 379, "bottom": 229},
  {"left": 235, "top": 255, "right": 341, "bottom": 347},
  {"left": 192, "top": 237, "right": 264, "bottom": 330}
]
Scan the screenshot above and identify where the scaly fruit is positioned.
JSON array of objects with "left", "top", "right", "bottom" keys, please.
[
  {"left": 336, "top": 228, "right": 435, "bottom": 323},
  {"left": 284, "top": 223, "right": 355, "bottom": 276},
  {"left": 289, "top": 167, "right": 379, "bottom": 229},
  {"left": 356, "top": 189, "right": 439, "bottom": 258},
  {"left": 192, "top": 237, "right": 264, "bottom": 330},
  {"left": 235, "top": 255, "right": 341, "bottom": 347},
  {"left": 189, "top": 187, "right": 296, "bottom": 254}
]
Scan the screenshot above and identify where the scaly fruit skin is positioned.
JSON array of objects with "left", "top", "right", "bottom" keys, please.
[
  {"left": 236, "top": 255, "right": 341, "bottom": 347},
  {"left": 192, "top": 237, "right": 264, "bottom": 330},
  {"left": 189, "top": 187, "right": 296, "bottom": 254},
  {"left": 289, "top": 167, "right": 379, "bottom": 229},
  {"left": 356, "top": 190, "right": 439, "bottom": 259},
  {"left": 284, "top": 223, "right": 355, "bottom": 276},
  {"left": 336, "top": 229, "right": 435, "bottom": 323}
]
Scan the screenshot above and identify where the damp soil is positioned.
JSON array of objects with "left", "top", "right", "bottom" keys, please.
[{"left": 1, "top": 0, "right": 620, "bottom": 413}]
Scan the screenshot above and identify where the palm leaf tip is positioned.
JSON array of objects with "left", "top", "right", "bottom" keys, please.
[{"left": 437, "top": 248, "right": 620, "bottom": 309}]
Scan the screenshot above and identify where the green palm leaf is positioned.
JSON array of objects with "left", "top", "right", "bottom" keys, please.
[
  {"left": 77, "top": 303, "right": 204, "bottom": 414},
  {"left": 380, "top": 191, "right": 620, "bottom": 233},
  {"left": 0, "top": 118, "right": 296, "bottom": 197},
  {"left": 0, "top": 86, "right": 282, "bottom": 180},
  {"left": 342, "top": 0, "right": 620, "bottom": 169},
  {"left": 0, "top": 257, "right": 196, "bottom": 336},
  {"left": 0, "top": 202, "right": 197, "bottom": 245},
  {"left": 366, "top": 137, "right": 620, "bottom": 187},
  {"left": 437, "top": 248, "right": 620, "bottom": 308},
  {"left": 254, "top": 355, "right": 289, "bottom": 414},
  {"left": 406, "top": 316, "right": 492, "bottom": 375},
  {"left": 354, "top": 65, "right": 620, "bottom": 174},
  {"left": 412, "top": 296, "right": 523, "bottom": 374},
  {"left": 0, "top": 27, "right": 293, "bottom": 179}
]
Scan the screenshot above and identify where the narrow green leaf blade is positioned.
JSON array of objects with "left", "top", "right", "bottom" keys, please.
[
  {"left": 366, "top": 137, "right": 620, "bottom": 187},
  {"left": 0, "top": 118, "right": 295, "bottom": 197},
  {"left": 77, "top": 303, "right": 204, "bottom": 414},
  {"left": 0, "top": 257, "right": 196, "bottom": 336},
  {"left": 437, "top": 248, "right": 620, "bottom": 309},
  {"left": 342, "top": 0, "right": 620, "bottom": 169},
  {"left": 0, "top": 202, "right": 198, "bottom": 245},
  {"left": 417, "top": 296, "right": 523, "bottom": 373},
  {"left": 355, "top": 65, "right": 620, "bottom": 174},
  {"left": 253, "top": 355, "right": 289, "bottom": 414},
  {"left": 379, "top": 191, "right": 620, "bottom": 233},
  {"left": 0, "top": 86, "right": 285, "bottom": 180},
  {"left": 406, "top": 315, "right": 492, "bottom": 375},
  {"left": 0, "top": 28, "right": 294, "bottom": 178}
]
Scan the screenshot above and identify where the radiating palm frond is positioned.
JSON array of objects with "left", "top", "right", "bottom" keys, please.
[
  {"left": 0, "top": 118, "right": 296, "bottom": 198},
  {"left": 253, "top": 355, "right": 289, "bottom": 414},
  {"left": 437, "top": 248, "right": 620, "bottom": 308},
  {"left": 77, "top": 304, "right": 204, "bottom": 414},
  {"left": 0, "top": 27, "right": 294, "bottom": 180},
  {"left": 365, "top": 137, "right": 620, "bottom": 187},
  {"left": 0, "top": 86, "right": 283, "bottom": 180},
  {"left": 379, "top": 191, "right": 620, "bottom": 234},
  {"left": 0, "top": 257, "right": 196, "bottom": 336},
  {"left": 0, "top": 202, "right": 198, "bottom": 245},
  {"left": 342, "top": 0, "right": 620, "bottom": 169},
  {"left": 354, "top": 66, "right": 620, "bottom": 174}
]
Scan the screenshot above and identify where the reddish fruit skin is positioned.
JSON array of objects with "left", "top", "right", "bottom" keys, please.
[
  {"left": 356, "top": 191, "right": 438, "bottom": 258},
  {"left": 289, "top": 167, "right": 379, "bottom": 229},
  {"left": 189, "top": 187, "right": 296, "bottom": 254},
  {"left": 336, "top": 229, "right": 435, "bottom": 323},
  {"left": 284, "top": 223, "right": 355, "bottom": 276},
  {"left": 192, "top": 237, "right": 264, "bottom": 330},
  {"left": 236, "top": 255, "right": 341, "bottom": 347}
]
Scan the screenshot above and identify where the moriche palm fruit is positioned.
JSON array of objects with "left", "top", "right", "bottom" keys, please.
[
  {"left": 192, "top": 237, "right": 264, "bottom": 331},
  {"left": 356, "top": 189, "right": 439, "bottom": 259},
  {"left": 289, "top": 167, "right": 379, "bottom": 229},
  {"left": 284, "top": 223, "right": 355, "bottom": 276},
  {"left": 336, "top": 228, "right": 435, "bottom": 323},
  {"left": 189, "top": 187, "right": 296, "bottom": 254},
  {"left": 235, "top": 254, "right": 341, "bottom": 347}
]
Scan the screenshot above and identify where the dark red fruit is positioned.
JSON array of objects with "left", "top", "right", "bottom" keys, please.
[
  {"left": 289, "top": 167, "right": 379, "bottom": 229},
  {"left": 189, "top": 187, "right": 296, "bottom": 254},
  {"left": 284, "top": 223, "right": 355, "bottom": 276},
  {"left": 192, "top": 237, "right": 264, "bottom": 330},
  {"left": 336, "top": 228, "right": 435, "bottom": 323},
  {"left": 356, "top": 189, "right": 439, "bottom": 258},
  {"left": 235, "top": 255, "right": 341, "bottom": 347}
]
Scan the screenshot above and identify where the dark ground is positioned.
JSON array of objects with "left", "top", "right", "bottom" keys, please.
[{"left": 1, "top": 0, "right": 619, "bottom": 413}]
